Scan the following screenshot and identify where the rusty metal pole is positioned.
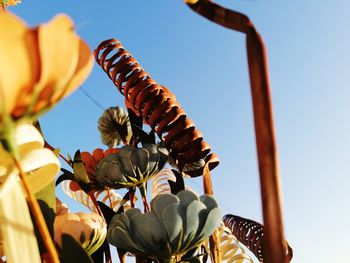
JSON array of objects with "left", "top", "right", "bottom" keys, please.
[{"left": 185, "top": 1, "right": 288, "bottom": 262}]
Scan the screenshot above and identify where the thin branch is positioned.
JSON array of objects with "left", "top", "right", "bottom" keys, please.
[{"left": 13, "top": 157, "right": 59, "bottom": 263}]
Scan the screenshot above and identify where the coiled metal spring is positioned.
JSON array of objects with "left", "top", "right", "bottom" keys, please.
[{"left": 94, "top": 39, "right": 219, "bottom": 177}]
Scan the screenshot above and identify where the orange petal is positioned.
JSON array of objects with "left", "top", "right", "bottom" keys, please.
[
  {"left": 80, "top": 152, "right": 97, "bottom": 175},
  {"left": 7, "top": 0, "right": 21, "bottom": 6},
  {"left": 0, "top": 12, "right": 40, "bottom": 117},
  {"left": 58, "top": 39, "right": 93, "bottom": 101},
  {"left": 92, "top": 148, "right": 104, "bottom": 163},
  {"left": 69, "top": 181, "right": 81, "bottom": 192},
  {"left": 104, "top": 148, "right": 120, "bottom": 157},
  {"left": 35, "top": 14, "right": 80, "bottom": 112}
]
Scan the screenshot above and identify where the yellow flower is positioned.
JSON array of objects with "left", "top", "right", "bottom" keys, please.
[
  {"left": 1, "top": 0, "right": 21, "bottom": 7},
  {"left": 0, "top": 12, "right": 93, "bottom": 123},
  {"left": 54, "top": 212, "right": 107, "bottom": 255}
]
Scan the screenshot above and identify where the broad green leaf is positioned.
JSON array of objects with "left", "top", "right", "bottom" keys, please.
[
  {"left": 161, "top": 202, "right": 182, "bottom": 246},
  {"left": 55, "top": 168, "right": 75, "bottom": 186},
  {"left": 150, "top": 194, "right": 179, "bottom": 220},
  {"left": 168, "top": 169, "right": 185, "bottom": 195},
  {"left": 35, "top": 180, "right": 56, "bottom": 213},
  {"left": 183, "top": 200, "right": 206, "bottom": 245},
  {"left": 97, "top": 201, "right": 116, "bottom": 227},
  {"left": 72, "top": 150, "right": 90, "bottom": 184},
  {"left": 177, "top": 190, "right": 198, "bottom": 207}
]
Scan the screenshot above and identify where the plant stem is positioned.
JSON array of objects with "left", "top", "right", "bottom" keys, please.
[
  {"left": 0, "top": 4, "right": 6, "bottom": 12},
  {"left": 88, "top": 193, "right": 112, "bottom": 263},
  {"left": 44, "top": 140, "right": 71, "bottom": 166},
  {"left": 13, "top": 157, "right": 59, "bottom": 263},
  {"left": 88, "top": 192, "right": 103, "bottom": 216},
  {"left": 106, "top": 188, "right": 113, "bottom": 208},
  {"left": 139, "top": 183, "right": 150, "bottom": 212},
  {"left": 129, "top": 188, "right": 136, "bottom": 208},
  {"left": 159, "top": 257, "right": 175, "bottom": 263}
]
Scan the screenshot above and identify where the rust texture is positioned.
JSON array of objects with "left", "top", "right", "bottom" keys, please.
[
  {"left": 223, "top": 214, "right": 293, "bottom": 262},
  {"left": 203, "top": 163, "right": 221, "bottom": 263},
  {"left": 94, "top": 39, "right": 219, "bottom": 177},
  {"left": 185, "top": 1, "right": 288, "bottom": 262}
]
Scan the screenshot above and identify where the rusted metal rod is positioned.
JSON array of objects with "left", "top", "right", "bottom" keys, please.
[{"left": 184, "top": 1, "right": 288, "bottom": 262}]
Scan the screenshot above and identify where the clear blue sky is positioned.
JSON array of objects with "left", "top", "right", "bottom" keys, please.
[{"left": 11, "top": 1, "right": 350, "bottom": 262}]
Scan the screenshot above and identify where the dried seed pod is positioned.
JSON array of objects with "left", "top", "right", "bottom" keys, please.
[
  {"left": 98, "top": 106, "right": 131, "bottom": 147},
  {"left": 94, "top": 39, "right": 219, "bottom": 177}
]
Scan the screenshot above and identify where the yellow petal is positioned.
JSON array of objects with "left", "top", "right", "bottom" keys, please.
[
  {"left": 35, "top": 14, "right": 80, "bottom": 113},
  {"left": 8, "top": 0, "right": 21, "bottom": 5},
  {"left": 0, "top": 12, "right": 39, "bottom": 117}
]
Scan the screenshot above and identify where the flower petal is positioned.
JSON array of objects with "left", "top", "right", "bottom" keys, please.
[
  {"left": 161, "top": 202, "right": 182, "bottom": 249},
  {"left": 81, "top": 152, "right": 97, "bottom": 175},
  {"left": 151, "top": 193, "right": 179, "bottom": 220},
  {"left": 35, "top": 14, "right": 80, "bottom": 112},
  {"left": 104, "top": 148, "right": 120, "bottom": 156},
  {"left": 0, "top": 12, "right": 39, "bottom": 116},
  {"left": 61, "top": 39, "right": 93, "bottom": 99},
  {"left": 182, "top": 200, "right": 206, "bottom": 248},
  {"left": 131, "top": 212, "right": 166, "bottom": 255},
  {"left": 177, "top": 190, "right": 199, "bottom": 207},
  {"left": 92, "top": 148, "right": 104, "bottom": 163}
]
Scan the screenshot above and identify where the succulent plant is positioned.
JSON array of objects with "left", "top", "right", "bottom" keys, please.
[
  {"left": 107, "top": 190, "right": 221, "bottom": 262},
  {"left": 94, "top": 144, "right": 168, "bottom": 190}
]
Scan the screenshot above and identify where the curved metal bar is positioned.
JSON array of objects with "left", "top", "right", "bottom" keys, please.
[{"left": 185, "top": 1, "right": 289, "bottom": 262}]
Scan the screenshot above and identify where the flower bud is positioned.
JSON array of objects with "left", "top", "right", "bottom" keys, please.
[{"left": 54, "top": 212, "right": 106, "bottom": 255}]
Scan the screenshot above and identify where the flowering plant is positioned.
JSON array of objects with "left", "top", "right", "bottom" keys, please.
[{"left": 0, "top": 2, "right": 292, "bottom": 263}]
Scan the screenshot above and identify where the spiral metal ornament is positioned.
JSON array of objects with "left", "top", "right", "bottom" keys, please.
[
  {"left": 94, "top": 39, "right": 219, "bottom": 177},
  {"left": 223, "top": 214, "right": 293, "bottom": 262}
]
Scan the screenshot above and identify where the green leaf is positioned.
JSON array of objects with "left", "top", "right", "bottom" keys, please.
[
  {"left": 169, "top": 169, "right": 185, "bottom": 195},
  {"left": 161, "top": 202, "right": 182, "bottom": 245},
  {"left": 53, "top": 148, "right": 61, "bottom": 157},
  {"left": 127, "top": 107, "right": 144, "bottom": 145},
  {"left": 73, "top": 150, "right": 90, "bottom": 184},
  {"left": 35, "top": 180, "right": 56, "bottom": 213},
  {"left": 33, "top": 182, "right": 56, "bottom": 254},
  {"left": 55, "top": 168, "right": 76, "bottom": 186},
  {"left": 61, "top": 234, "right": 94, "bottom": 263},
  {"left": 90, "top": 240, "right": 106, "bottom": 263},
  {"left": 30, "top": 199, "right": 55, "bottom": 254},
  {"left": 97, "top": 201, "right": 117, "bottom": 227},
  {"left": 80, "top": 231, "right": 86, "bottom": 244}
]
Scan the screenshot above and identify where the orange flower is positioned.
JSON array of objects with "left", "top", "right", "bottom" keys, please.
[
  {"left": 69, "top": 148, "right": 120, "bottom": 191},
  {"left": 0, "top": 12, "right": 93, "bottom": 123}
]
